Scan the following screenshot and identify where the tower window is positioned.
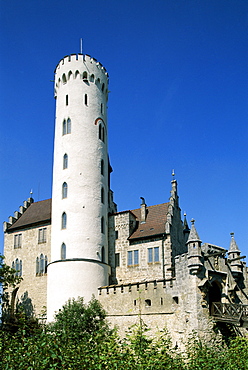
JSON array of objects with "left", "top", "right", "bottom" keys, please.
[
  {"left": 145, "top": 299, "right": 151, "bottom": 307},
  {"left": 101, "top": 103, "right": 104, "bottom": 114},
  {"left": 62, "top": 182, "right": 68, "bottom": 199},
  {"left": 101, "top": 187, "right": 105, "bottom": 204},
  {"left": 62, "top": 212, "right": 67, "bottom": 229},
  {"left": 115, "top": 253, "right": 120, "bottom": 267},
  {"left": 127, "top": 250, "right": 139, "bottom": 266},
  {"left": 101, "top": 216, "right": 105, "bottom": 234},
  {"left": 62, "top": 74, "right": 67, "bottom": 84},
  {"left": 66, "top": 95, "right": 68, "bottom": 106},
  {"left": 83, "top": 71, "right": 88, "bottom": 81},
  {"left": 61, "top": 243, "right": 66, "bottom": 260},
  {"left": 75, "top": 70, "right": 80, "bottom": 79},
  {"left": 90, "top": 74, "right": 94, "bottom": 82},
  {"left": 101, "top": 159, "right": 104, "bottom": 175},
  {"left": 101, "top": 83, "right": 105, "bottom": 92},
  {"left": 14, "top": 234, "right": 22, "bottom": 248},
  {"left": 84, "top": 94, "right": 88, "bottom": 106},
  {"left": 99, "top": 124, "right": 105, "bottom": 142},
  {"left": 63, "top": 118, "right": 71, "bottom": 135},
  {"left": 101, "top": 246, "right": 105, "bottom": 263},
  {"left": 63, "top": 154, "right": 68, "bottom": 169}
]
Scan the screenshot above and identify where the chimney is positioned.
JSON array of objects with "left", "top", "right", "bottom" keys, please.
[{"left": 140, "top": 197, "right": 147, "bottom": 223}]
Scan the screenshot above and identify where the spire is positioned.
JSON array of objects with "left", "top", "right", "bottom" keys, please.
[
  {"left": 228, "top": 232, "right": 240, "bottom": 253},
  {"left": 187, "top": 219, "right": 201, "bottom": 244},
  {"left": 183, "top": 212, "right": 190, "bottom": 231}
]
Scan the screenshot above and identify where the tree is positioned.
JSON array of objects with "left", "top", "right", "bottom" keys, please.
[{"left": 49, "top": 296, "right": 111, "bottom": 342}]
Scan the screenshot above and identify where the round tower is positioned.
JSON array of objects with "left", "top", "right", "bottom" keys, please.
[{"left": 47, "top": 54, "right": 111, "bottom": 321}]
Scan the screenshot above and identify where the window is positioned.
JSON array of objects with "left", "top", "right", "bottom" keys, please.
[
  {"left": 101, "top": 159, "right": 104, "bottom": 175},
  {"left": 62, "top": 118, "right": 71, "bottom": 135},
  {"left": 62, "top": 182, "right": 68, "bottom": 199},
  {"left": 62, "top": 212, "right": 67, "bottom": 229},
  {"left": 99, "top": 124, "right": 105, "bottom": 142},
  {"left": 101, "top": 246, "right": 105, "bottom": 263},
  {"left": 101, "top": 216, "right": 105, "bottom": 234},
  {"left": 84, "top": 94, "right": 88, "bottom": 105},
  {"left": 66, "top": 94, "right": 68, "bottom": 106},
  {"left": 63, "top": 153, "right": 68, "bottom": 169},
  {"left": 61, "top": 243, "right": 66, "bottom": 260},
  {"left": 101, "top": 103, "right": 103, "bottom": 114},
  {"left": 83, "top": 71, "right": 88, "bottom": 81},
  {"left": 145, "top": 299, "right": 151, "bottom": 307},
  {"left": 102, "top": 83, "right": 105, "bottom": 92},
  {"left": 115, "top": 230, "right": 119, "bottom": 239},
  {"left": 14, "top": 234, "right": 22, "bottom": 248},
  {"left": 38, "top": 228, "right": 47, "bottom": 243},
  {"left": 115, "top": 253, "right": 120, "bottom": 267},
  {"left": 13, "top": 258, "right": 22, "bottom": 277},
  {"left": 147, "top": 247, "right": 159, "bottom": 263},
  {"left": 62, "top": 73, "right": 66, "bottom": 84},
  {"left": 36, "top": 254, "right": 48, "bottom": 275},
  {"left": 127, "top": 250, "right": 139, "bottom": 266},
  {"left": 101, "top": 187, "right": 104, "bottom": 204},
  {"left": 90, "top": 74, "right": 94, "bottom": 82}
]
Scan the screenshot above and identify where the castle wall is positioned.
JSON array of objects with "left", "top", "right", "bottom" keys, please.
[{"left": 4, "top": 223, "right": 51, "bottom": 317}]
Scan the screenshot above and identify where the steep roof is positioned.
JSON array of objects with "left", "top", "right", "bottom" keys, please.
[
  {"left": 7, "top": 199, "right": 52, "bottom": 231},
  {"left": 128, "top": 203, "right": 169, "bottom": 240}
]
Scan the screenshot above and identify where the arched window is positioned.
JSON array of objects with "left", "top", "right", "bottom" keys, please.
[
  {"left": 62, "top": 212, "right": 67, "bottom": 229},
  {"left": 68, "top": 71, "right": 73, "bottom": 80},
  {"left": 63, "top": 153, "right": 68, "bottom": 169},
  {"left": 83, "top": 71, "right": 88, "bottom": 81},
  {"left": 63, "top": 119, "right": 67, "bottom": 135},
  {"left": 62, "top": 74, "right": 67, "bottom": 84},
  {"left": 75, "top": 70, "right": 80, "bottom": 79},
  {"left": 15, "top": 258, "right": 19, "bottom": 275},
  {"left": 84, "top": 94, "right": 88, "bottom": 105},
  {"left": 96, "top": 78, "right": 100, "bottom": 86},
  {"left": 101, "top": 216, "right": 105, "bottom": 234},
  {"left": 67, "top": 118, "right": 71, "bottom": 134},
  {"left": 62, "top": 182, "right": 68, "bottom": 199},
  {"left": 40, "top": 254, "right": 44, "bottom": 274},
  {"left": 101, "top": 187, "right": 105, "bottom": 204},
  {"left": 36, "top": 257, "right": 39, "bottom": 275},
  {"left": 102, "top": 83, "right": 105, "bottom": 92},
  {"left": 90, "top": 74, "right": 94, "bottom": 82},
  {"left": 101, "top": 159, "right": 104, "bottom": 176},
  {"left": 101, "top": 246, "right": 105, "bottom": 263},
  {"left": 13, "top": 258, "right": 22, "bottom": 277},
  {"left": 99, "top": 124, "right": 105, "bottom": 142},
  {"left": 61, "top": 243, "right": 66, "bottom": 260}
]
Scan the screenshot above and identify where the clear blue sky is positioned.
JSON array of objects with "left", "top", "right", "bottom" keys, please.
[{"left": 0, "top": 0, "right": 247, "bottom": 258}]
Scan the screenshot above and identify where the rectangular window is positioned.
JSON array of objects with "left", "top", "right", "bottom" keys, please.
[
  {"left": 115, "top": 253, "right": 120, "bottom": 267},
  {"left": 38, "top": 228, "right": 47, "bottom": 243},
  {"left": 14, "top": 234, "right": 22, "bottom": 248},
  {"left": 127, "top": 250, "right": 139, "bottom": 266},
  {"left": 147, "top": 247, "right": 159, "bottom": 263}
]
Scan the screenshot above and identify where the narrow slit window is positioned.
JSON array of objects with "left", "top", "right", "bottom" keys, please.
[
  {"left": 101, "top": 216, "right": 105, "bottom": 234},
  {"left": 62, "top": 212, "right": 67, "bottom": 229},
  {"left": 66, "top": 95, "right": 68, "bottom": 106},
  {"left": 101, "top": 159, "right": 104, "bottom": 175},
  {"left": 84, "top": 94, "right": 88, "bottom": 105},
  {"left": 61, "top": 243, "right": 66, "bottom": 260},
  {"left": 67, "top": 118, "right": 71, "bottom": 134},
  {"left": 62, "top": 182, "right": 68, "bottom": 199},
  {"left": 101, "top": 187, "right": 104, "bottom": 204},
  {"left": 63, "top": 153, "right": 68, "bottom": 169}
]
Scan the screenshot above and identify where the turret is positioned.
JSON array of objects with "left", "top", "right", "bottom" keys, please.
[
  {"left": 187, "top": 219, "right": 203, "bottom": 274},
  {"left": 47, "top": 54, "right": 112, "bottom": 321},
  {"left": 228, "top": 233, "right": 242, "bottom": 277}
]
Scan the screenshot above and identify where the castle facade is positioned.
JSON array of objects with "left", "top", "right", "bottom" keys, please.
[{"left": 3, "top": 53, "right": 248, "bottom": 346}]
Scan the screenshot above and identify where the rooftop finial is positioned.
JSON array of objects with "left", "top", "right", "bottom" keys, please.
[
  {"left": 190, "top": 218, "right": 195, "bottom": 225},
  {"left": 30, "top": 189, "right": 33, "bottom": 197},
  {"left": 172, "top": 169, "right": 175, "bottom": 178}
]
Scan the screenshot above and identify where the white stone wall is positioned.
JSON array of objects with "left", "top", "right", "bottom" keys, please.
[{"left": 47, "top": 54, "right": 110, "bottom": 321}]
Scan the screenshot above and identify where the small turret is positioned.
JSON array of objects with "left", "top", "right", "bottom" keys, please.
[
  {"left": 187, "top": 219, "right": 203, "bottom": 274},
  {"left": 228, "top": 233, "right": 242, "bottom": 276},
  {"left": 183, "top": 212, "right": 190, "bottom": 244}
]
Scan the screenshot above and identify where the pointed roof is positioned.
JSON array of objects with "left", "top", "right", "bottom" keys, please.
[
  {"left": 228, "top": 232, "right": 240, "bottom": 253},
  {"left": 183, "top": 213, "right": 190, "bottom": 232},
  {"left": 187, "top": 219, "right": 201, "bottom": 243}
]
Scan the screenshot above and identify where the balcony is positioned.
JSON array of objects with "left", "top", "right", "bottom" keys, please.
[{"left": 211, "top": 302, "right": 248, "bottom": 327}]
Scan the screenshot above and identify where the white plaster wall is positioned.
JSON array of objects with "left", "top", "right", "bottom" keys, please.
[{"left": 47, "top": 260, "right": 110, "bottom": 321}]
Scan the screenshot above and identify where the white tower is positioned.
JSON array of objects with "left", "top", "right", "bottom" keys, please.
[{"left": 47, "top": 54, "right": 111, "bottom": 321}]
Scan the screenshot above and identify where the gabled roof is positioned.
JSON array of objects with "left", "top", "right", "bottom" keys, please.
[
  {"left": 128, "top": 203, "right": 169, "bottom": 240},
  {"left": 7, "top": 199, "right": 52, "bottom": 232}
]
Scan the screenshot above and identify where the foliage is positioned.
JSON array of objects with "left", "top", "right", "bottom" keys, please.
[{"left": 1, "top": 294, "right": 248, "bottom": 369}]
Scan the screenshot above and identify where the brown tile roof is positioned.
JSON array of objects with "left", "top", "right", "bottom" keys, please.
[
  {"left": 128, "top": 203, "right": 169, "bottom": 240},
  {"left": 7, "top": 199, "right": 51, "bottom": 231}
]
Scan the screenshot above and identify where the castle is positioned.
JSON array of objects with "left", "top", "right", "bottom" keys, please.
[{"left": 3, "top": 53, "right": 248, "bottom": 346}]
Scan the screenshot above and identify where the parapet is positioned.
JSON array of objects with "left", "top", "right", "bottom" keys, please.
[{"left": 3, "top": 197, "right": 34, "bottom": 232}]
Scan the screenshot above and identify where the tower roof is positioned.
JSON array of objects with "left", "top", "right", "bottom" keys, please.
[
  {"left": 187, "top": 219, "right": 201, "bottom": 243},
  {"left": 228, "top": 232, "right": 240, "bottom": 253}
]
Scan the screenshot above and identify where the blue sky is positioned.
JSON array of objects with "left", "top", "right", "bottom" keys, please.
[{"left": 0, "top": 0, "right": 247, "bottom": 258}]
